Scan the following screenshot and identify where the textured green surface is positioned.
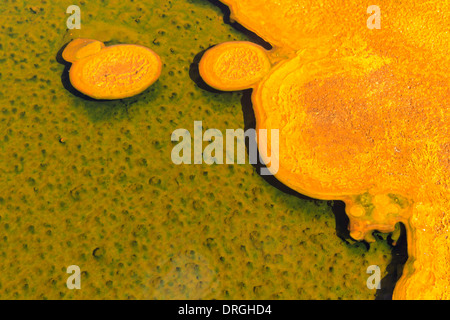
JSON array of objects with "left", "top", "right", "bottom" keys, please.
[{"left": 0, "top": 0, "right": 394, "bottom": 299}]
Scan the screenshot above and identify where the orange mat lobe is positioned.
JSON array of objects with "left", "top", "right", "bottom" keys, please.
[
  {"left": 199, "top": 41, "right": 271, "bottom": 91},
  {"left": 63, "top": 40, "right": 162, "bottom": 100},
  {"left": 199, "top": 0, "right": 450, "bottom": 300}
]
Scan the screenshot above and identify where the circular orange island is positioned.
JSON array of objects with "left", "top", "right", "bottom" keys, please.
[{"left": 62, "top": 39, "right": 162, "bottom": 100}]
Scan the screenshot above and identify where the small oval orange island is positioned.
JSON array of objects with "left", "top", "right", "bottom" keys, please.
[{"left": 62, "top": 39, "right": 162, "bottom": 100}]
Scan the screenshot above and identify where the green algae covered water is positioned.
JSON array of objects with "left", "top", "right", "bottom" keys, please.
[{"left": 0, "top": 0, "right": 400, "bottom": 299}]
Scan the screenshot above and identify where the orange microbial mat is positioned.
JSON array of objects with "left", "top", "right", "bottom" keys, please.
[
  {"left": 63, "top": 39, "right": 162, "bottom": 100},
  {"left": 200, "top": 0, "right": 450, "bottom": 299}
]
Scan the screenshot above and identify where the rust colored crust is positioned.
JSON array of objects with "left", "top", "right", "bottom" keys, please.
[
  {"left": 200, "top": 0, "right": 450, "bottom": 299},
  {"left": 66, "top": 42, "right": 162, "bottom": 100}
]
